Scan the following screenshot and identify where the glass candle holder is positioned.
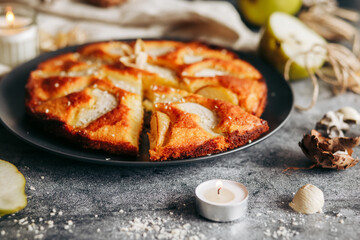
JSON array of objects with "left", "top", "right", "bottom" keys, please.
[{"left": 0, "top": 2, "right": 38, "bottom": 67}]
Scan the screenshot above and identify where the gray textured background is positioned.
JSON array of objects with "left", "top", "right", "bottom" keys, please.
[
  {"left": 1, "top": 1, "right": 360, "bottom": 239},
  {"left": 2, "top": 80, "right": 359, "bottom": 240}
]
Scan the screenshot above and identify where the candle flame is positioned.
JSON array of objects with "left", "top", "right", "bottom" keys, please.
[
  {"left": 216, "top": 180, "right": 223, "bottom": 195},
  {"left": 6, "top": 7, "right": 15, "bottom": 26}
]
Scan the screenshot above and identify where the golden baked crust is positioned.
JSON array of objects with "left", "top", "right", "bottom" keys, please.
[
  {"left": 148, "top": 93, "right": 269, "bottom": 161},
  {"left": 25, "top": 39, "right": 269, "bottom": 160},
  {"left": 163, "top": 42, "right": 237, "bottom": 66},
  {"left": 179, "top": 58, "right": 267, "bottom": 117},
  {"left": 181, "top": 58, "right": 262, "bottom": 79},
  {"left": 181, "top": 76, "right": 267, "bottom": 117},
  {"left": 26, "top": 65, "right": 143, "bottom": 155},
  {"left": 140, "top": 40, "right": 185, "bottom": 60},
  {"left": 78, "top": 41, "right": 133, "bottom": 65}
]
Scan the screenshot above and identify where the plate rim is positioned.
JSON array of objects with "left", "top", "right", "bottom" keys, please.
[{"left": 0, "top": 39, "right": 294, "bottom": 167}]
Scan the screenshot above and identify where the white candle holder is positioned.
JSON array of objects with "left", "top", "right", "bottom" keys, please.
[
  {"left": 195, "top": 179, "right": 248, "bottom": 222},
  {"left": 0, "top": 2, "right": 39, "bottom": 67}
]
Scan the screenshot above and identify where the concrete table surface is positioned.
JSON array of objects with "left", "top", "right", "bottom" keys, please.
[
  {"left": 1, "top": 73, "right": 360, "bottom": 240},
  {"left": 1, "top": 1, "right": 360, "bottom": 240}
]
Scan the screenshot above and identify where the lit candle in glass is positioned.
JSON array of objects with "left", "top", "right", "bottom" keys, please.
[
  {"left": 195, "top": 179, "right": 248, "bottom": 222},
  {"left": 0, "top": 3, "right": 38, "bottom": 67}
]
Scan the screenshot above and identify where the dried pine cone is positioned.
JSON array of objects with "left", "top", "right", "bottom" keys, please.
[
  {"left": 84, "top": 0, "right": 126, "bottom": 8},
  {"left": 299, "top": 129, "right": 360, "bottom": 170}
]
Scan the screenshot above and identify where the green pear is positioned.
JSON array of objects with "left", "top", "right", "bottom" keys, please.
[
  {"left": 0, "top": 159, "right": 27, "bottom": 217},
  {"left": 238, "top": 0, "right": 302, "bottom": 26},
  {"left": 259, "top": 12, "right": 327, "bottom": 80}
]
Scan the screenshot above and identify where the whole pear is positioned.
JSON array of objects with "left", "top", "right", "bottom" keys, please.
[
  {"left": 259, "top": 12, "right": 327, "bottom": 80},
  {"left": 238, "top": 0, "right": 302, "bottom": 26}
]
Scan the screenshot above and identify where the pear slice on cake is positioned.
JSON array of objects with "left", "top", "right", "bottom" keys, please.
[
  {"left": 0, "top": 159, "right": 27, "bottom": 216},
  {"left": 195, "top": 85, "right": 239, "bottom": 105},
  {"left": 259, "top": 12, "right": 327, "bottom": 80}
]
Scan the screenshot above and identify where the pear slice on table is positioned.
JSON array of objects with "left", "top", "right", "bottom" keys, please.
[
  {"left": 0, "top": 159, "right": 27, "bottom": 216},
  {"left": 259, "top": 12, "right": 327, "bottom": 80}
]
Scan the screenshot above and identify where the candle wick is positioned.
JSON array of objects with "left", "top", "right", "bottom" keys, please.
[{"left": 217, "top": 187, "right": 221, "bottom": 195}]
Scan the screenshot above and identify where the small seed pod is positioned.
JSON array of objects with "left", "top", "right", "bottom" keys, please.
[
  {"left": 315, "top": 111, "right": 349, "bottom": 138},
  {"left": 289, "top": 184, "right": 324, "bottom": 214},
  {"left": 299, "top": 130, "right": 360, "bottom": 170},
  {"left": 337, "top": 107, "right": 360, "bottom": 124}
]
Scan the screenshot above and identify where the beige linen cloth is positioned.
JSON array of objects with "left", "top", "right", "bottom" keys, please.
[
  {"left": 28, "top": 0, "right": 258, "bottom": 49},
  {"left": 0, "top": 0, "right": 258, "bottom": 75}
]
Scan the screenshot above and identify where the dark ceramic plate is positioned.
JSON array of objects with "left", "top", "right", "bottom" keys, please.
[{"left": 0, "top": 41, "right": 293, "bottom": 166}]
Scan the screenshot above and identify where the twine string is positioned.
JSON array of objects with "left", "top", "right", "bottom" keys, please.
[{"left": 284, "top": 43, "right": 360, "bottom": 110}]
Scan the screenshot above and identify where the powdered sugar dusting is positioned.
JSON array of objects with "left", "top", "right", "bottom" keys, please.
[{"left": 120, "top": 214, "right": 205, "bottom": 240}]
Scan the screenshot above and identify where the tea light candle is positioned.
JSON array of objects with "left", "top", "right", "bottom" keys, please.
[
  {"left": 195, "top": 179, "right": 248, "bottom": 222},
  {"left": 0, "top": 3, "right": 38, "bottom": 67}
]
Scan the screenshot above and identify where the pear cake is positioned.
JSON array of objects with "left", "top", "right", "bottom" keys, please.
[{"left": 25, "top": 39, "right": 269, "bottom": 161}]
